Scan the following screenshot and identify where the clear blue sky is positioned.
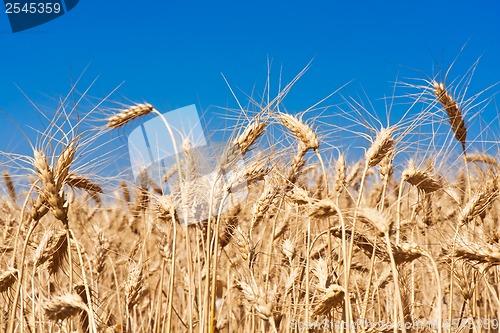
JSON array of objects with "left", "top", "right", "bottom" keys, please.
[{"left": 1, "top": 1, "right": 500, "bottom": 168}]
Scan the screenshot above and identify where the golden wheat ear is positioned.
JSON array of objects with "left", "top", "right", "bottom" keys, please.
[
  {"left": 365, "top": 127, "right": 395, "bottom": 168},
  {"left": 106, "top": 103, "right": 155, "bottom": 129},
  {"left": 2, "top": 171, "right": 16, "bottom": 203},
  {"left": 433, "top": 80, "right": 467, "bottom": 153},
  {"left": 402, "top": 160, "right": 442, "bottom": 194},
  {"left": 43, "top": 293, "right": 89, "bottom": 322}
]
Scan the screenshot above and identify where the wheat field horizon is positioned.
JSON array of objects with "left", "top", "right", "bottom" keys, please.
[{"left": 1, "top": 58, "right": 500, "bottom": 333}]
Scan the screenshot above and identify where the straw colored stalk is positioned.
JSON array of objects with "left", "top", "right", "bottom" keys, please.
[
  {"left": 106, "top": 103, "right": 155, "bottom": 129},
  {"left": 433, "top": 81, "right": 467, "bottom": 153}
]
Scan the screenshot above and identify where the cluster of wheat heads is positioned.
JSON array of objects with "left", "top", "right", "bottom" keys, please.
[{"left": 1, "top": 68, "right": 500, "bottom": 333}]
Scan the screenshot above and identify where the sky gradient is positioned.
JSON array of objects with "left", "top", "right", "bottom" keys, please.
[{"left": 1, "top": 1, "right": 500, "bottom": 171}]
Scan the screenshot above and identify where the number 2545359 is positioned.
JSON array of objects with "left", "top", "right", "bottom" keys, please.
[{"left": 5, "top": 2, "right": 62, "bottom": 14}]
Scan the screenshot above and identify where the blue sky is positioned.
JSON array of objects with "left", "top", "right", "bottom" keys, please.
[{"left": 1, "top": 1, "right": 500, "bottom": 172}]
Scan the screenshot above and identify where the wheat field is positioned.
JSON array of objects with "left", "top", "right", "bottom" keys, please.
[{"left": 1, "top": 65, "right": 499, "bottom": 333}]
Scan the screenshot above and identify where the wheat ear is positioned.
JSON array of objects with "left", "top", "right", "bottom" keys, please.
[
  {"left": 3, "top": 171, "right": 16, "bottom": 203},
  {"left": 43, "top": 293, "right": 88, "bottom": 322},
  {"left": 402, "top": 160, "right": 442, "bottom": 194},
  {"left": 433, "top": 81, "right": 467, "bottom": 153},
  {"left": 106, "top": 103, "right": 154, "bottom": 129}
]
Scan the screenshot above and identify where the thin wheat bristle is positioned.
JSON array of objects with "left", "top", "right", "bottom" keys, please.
[
  {"left": 433, "top": 81, "right": 467, "bottom": 153},
  {"left": 279, "top": 113, "right": 319, "bottom": 150},
  {"left": 365, "top": 127, "right": 395, "bottom": 168},
  {"left": 107, "top": 103, "right": 155, "bottom": 129},
  {"left": 43, "top": 293, "right": 88, "bottom": 322}
]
